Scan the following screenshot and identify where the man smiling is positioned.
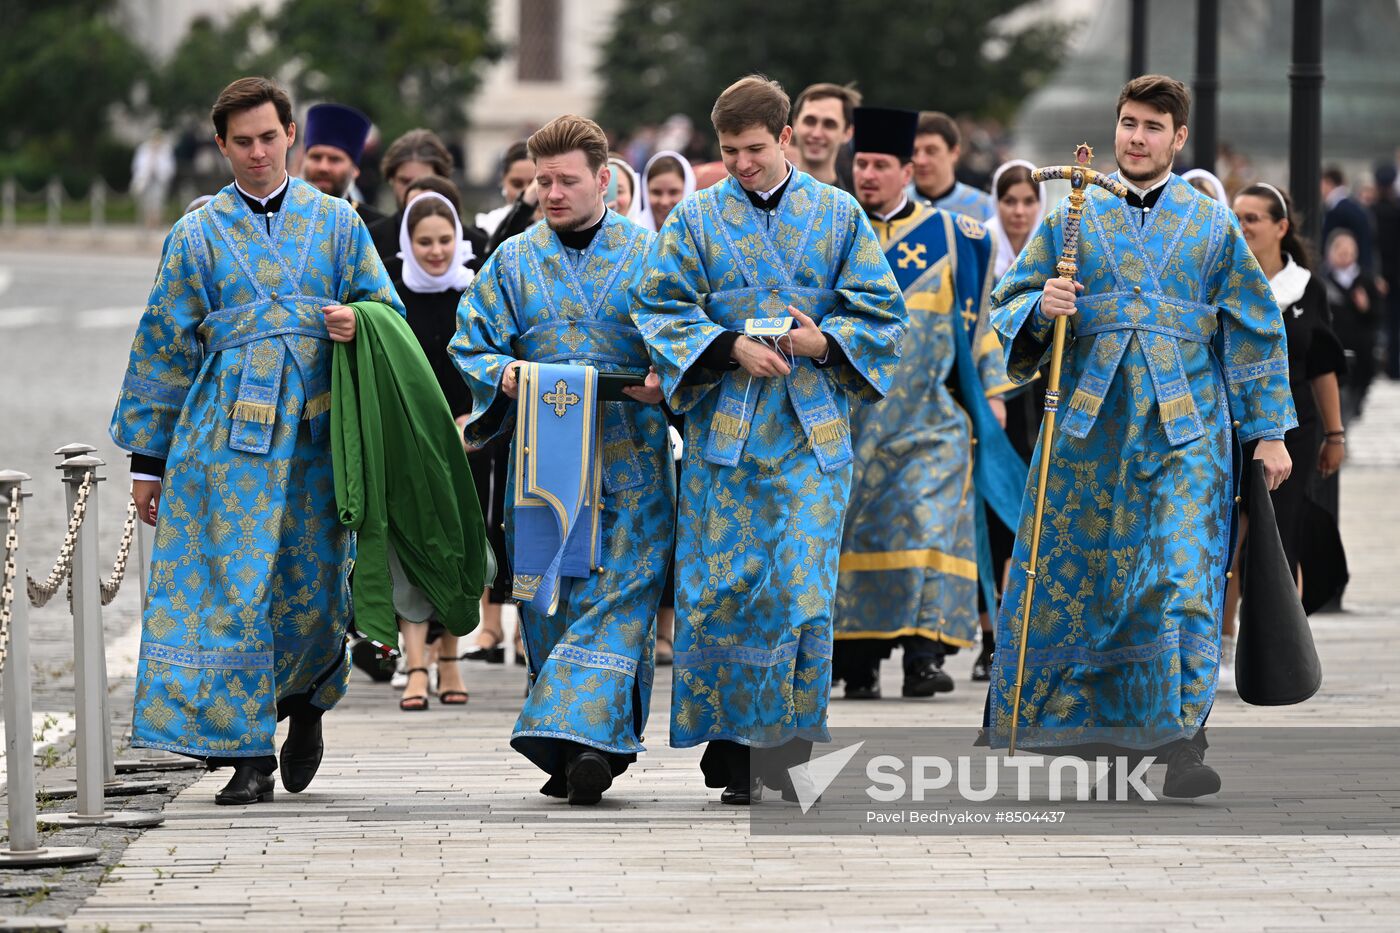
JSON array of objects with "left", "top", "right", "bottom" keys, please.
[
  {"left": 791, "top": 82, "right": 860, "bottom": 192},
  {"left": 985, "top": 75, "right": 1296, "bottom": 797}
]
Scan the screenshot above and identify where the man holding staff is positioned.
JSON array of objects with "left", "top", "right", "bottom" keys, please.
[{"left": 985, "top": 75, "right": 1295, "bottom": 797}]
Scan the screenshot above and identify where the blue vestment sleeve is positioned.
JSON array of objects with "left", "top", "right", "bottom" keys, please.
[
  {"left": 821, "top": 203, "right": 908, "bottom": 403},
  {"left": 449, "top": 245, "right": 521, "bottom": 447},
  {"left": 109, "top": 221, "right": 208, "bottom": 459},
  {"left": 341, "top": 213, "right": 405, "bottom": 316},
  {"left": 960, "top": 227, "right": 1016, "bottom": 397},
  {"left": 1209, "top": 211, "right": 1298, "bottom": 442},
  {"left": 628, "top": 207, "right": 729, "bottom": 415},
  {"left": 990, "top": 208, "right": 1060, "bottom": 386}
]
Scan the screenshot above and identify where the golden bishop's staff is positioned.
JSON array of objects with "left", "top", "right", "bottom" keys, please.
[{"left": 1007, "top": 144, "right": 1128, "bottom": 757}]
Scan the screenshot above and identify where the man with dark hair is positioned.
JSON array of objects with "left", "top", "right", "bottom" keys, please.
[
  {"left": 985, "top": 73, "right": 1295, "bottom": 796},
  {"left": 111, "top": 76, "right": 404, "bottom": 806},
  {"left": 791, "top": 82, "right": 860, "bottom": 192},
  {"left": 631, "top": 75, "right": 907, "bottom": 805},
  {"left": 300, "top": 102, "right": 382, "bottom": 225},
  {"left": 366, "top": 127, "right": 456, "bottom": 258},
  {"left": 1321, "top": 165, "right": 1376, "bottom": 277},
  {"left": 908, "top": 111, "right": 994, "bottom": 221},
  {"left": 834, "top": 106, "right": 1023, "bottom": 701},
  {"left": 450, "top": 114, "right": 674, "bottom": 806}
]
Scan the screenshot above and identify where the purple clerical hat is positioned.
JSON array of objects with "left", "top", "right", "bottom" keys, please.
[{"left": 304, "top": 103, "right": 372, "bottom": 164}]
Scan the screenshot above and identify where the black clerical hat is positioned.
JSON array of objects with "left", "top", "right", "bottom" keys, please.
[
  {"left": 304, "top": 103, "right": 372, "bottom": 164},
  {"left": 851, "top": 107, "right": 919, "bottom": 162}
]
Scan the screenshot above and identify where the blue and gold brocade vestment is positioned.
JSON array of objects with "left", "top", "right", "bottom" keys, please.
[
  {"left": 449, "top": 211, "right": 675, "bottom": 779},
  {"left": 629, "top": 168, "right": 907, "bottom": 749},
  {"left": 837, "top": 204, "right": 1025, "bottom": 649},
  {"left": 987, "top": 174, "right": 1296, "bottom": 751},
  {"left": 109, "top": 178, "right": 405, "bottom": 760}
]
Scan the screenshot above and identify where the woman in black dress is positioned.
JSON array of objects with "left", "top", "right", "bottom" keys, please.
[
  {"left": 387, "top": 188, "right": 496, "bottom": 709},
  {"left": 1223, "top": 183, "right": 1347, "bottom": 685}
]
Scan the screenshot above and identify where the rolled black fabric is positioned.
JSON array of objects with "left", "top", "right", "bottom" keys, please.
[{"left": 1236, "top": 459, "right": 1323, "bottom": 705}]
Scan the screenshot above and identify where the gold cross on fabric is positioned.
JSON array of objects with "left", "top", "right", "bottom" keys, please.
[
  {"left": 543, "top": 379, "right": 581, "bottom": 417},
  {"left": 897, "top": 242, "right": 928, "bottom": 270},
  {"left": 961, "top": 298, "right": 978, "bottom": 329}
]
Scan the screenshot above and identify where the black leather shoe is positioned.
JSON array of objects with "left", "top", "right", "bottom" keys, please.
[
  {"left": 720, "top": 777, "right": 763, "bottom": 805},
  {"left": 460, "top": 644, "right": 505, "bottom": 664},
  {"left": 971, "top": 650, "right": 992, "bottom": 682},
  {"left": 1162, "top": 740, "right": 1221, "bottom": 798},
  {"left": 280, "top": 715, "right": 324, "bottom": 794},
  {"left": 350, "top": 639, "right": 396, "bottom": 682},
  {"left": 843, "top": 681, "right": 882, "bottom": 699},
  {"left": 566, "top": 750, "right": 613, "bottom": 805},
  {"left": 215, "top": 765, "right": 274, "bottom": 805},
  {"left": 903, "top": 660, "right": 955, "bottom": 697}
]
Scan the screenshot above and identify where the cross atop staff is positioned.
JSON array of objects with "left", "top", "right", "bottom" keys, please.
[{"left": 1006, "top": 144, "right": 1128, "bottom": 757}]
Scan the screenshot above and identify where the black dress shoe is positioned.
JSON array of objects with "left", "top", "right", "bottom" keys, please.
[
  {"left": 566, "top": 750, "right": 613, "bottom": 805},
  {"left": 843, "top": 681, "right": 882, "bottom": 700},
  {"left": 720, "top": 777, "right": 763, "bottom": 805},
  {"left": 280, "top": 715, "right": 324, "bottom": 794},
  {"left": 1162, "top": 740, "right": 1221, "bottom": 798},
  {"left": 903, "top": 660, "right": 955, "bottom": 697},
  {"left": 350, "top": 639, "right": 396, "bottom": 682},
  {"left": 460, "top": 645, "right": 505, "bottom": 664},
  {"left": 971, "top": 650, "right": 992, "bottom": 682},
  {"left": 215, "top": 765, "right": 274, "bottom": 805}
]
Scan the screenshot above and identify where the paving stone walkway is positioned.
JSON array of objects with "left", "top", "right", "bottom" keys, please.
[{"left": 50, "top": 384, "right": 1400, "bottom": 931}]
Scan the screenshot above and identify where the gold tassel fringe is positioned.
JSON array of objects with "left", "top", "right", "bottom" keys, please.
[
  {"left": 1158, "top": 394, "right": 1195, "bottom": 421},
  {"left": 301, "top": 392, "right": 332, "bottom": 420},
  {"left": 711, "top": 412, "right": 751, "bottom": 439},
  {"left": 231, "top": 400, "right": 277, "bottom": 424},
  {"left": 808, "top": 419, "right": 850, "bottom": 446},
  {"left": 1067, "top": 391, "right": 1102, "bottom": 417}
]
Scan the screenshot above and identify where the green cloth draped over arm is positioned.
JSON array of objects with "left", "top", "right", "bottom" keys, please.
[{"left": 331, "top": 300, "right": 486, "bottom": 648}]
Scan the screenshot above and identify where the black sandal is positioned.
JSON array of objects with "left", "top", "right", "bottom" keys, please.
[
  {"left": 399, "top": 667, "right": 431, "bottom": 712},
  {"left": 438, "top": 690, "right": 469, "bottom": 706}
]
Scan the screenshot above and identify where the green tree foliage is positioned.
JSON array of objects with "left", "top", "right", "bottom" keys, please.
[
  {"left": 150, "top": 11, "right": 271, "bottom": 132},
  {"left": 597, "top": 0, "right": 1069, "bottom": 137},
  {"left": 264, "top": 0, "right": 501, "bottom": 144},
  {"left": 0, "top": 0, "right": 148, "bottom": 186}
]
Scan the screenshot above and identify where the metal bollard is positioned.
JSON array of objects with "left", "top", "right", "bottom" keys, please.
[
  {"left": 38, "top": 455, "right": 163, "bottom": 829},
  {"left": 0, "top": 470, "right": 99, "bottom": 867}
]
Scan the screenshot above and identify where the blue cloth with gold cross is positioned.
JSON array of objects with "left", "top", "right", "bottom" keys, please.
[
  {"left": 985, "top": 173, "right": 1296, "bottom": 751},
  {"left": 836, "top": 203, "right": 1027, "bottom": 650},
  {"left": 109, "top": 177, "right": 404, "bottom": 760},
  {"left": 450, "top": 210, "right": 675, "bottom": 778},
  {"left": 629, "top": 167, "right": 907, "bottom": 750}
]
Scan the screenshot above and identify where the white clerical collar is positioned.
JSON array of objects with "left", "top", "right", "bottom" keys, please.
[
  {"left": 235, "top": 174, "right": 289, "bottom": 207},
  {"left": 1122, "top": 173, "right": 1170, "bottom": 201},
  {"left": 874, "top": 194, "right": 909, "bottom": 222},
  {"left": 756, "top": 165, "right": 793, "bottom": 201}
]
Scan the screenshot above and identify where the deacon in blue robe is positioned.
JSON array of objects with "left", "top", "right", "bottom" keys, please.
[
  {"left": 986, "top": 172, "right": 1296, "bottom": 755},
  {"left": 450, "top": 141, "right": 675, "bottom": 803},
  {"left": 631, "top": 151, "right": 906, "bottom": 797},
  {"left": 834, "top": 106, "right": 1025, "bottom": 701},
  {"left": 110, "top": 176, "right": 403, "bottom": 770}
]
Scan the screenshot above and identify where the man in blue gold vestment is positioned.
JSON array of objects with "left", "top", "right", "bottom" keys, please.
[
  {"left": 987, "top": 76, "right": 1296, "bottom": 797},
  {"left": 631, "top": 76, "right": 907, "bottom": 805},
  {"left": 450, "top": 116, "right": 674, "bottom": 806},
  {"left": 109, "top": 78, "right": 404, "bottom": 806},
  {"left": 834, "top": 107, "right": 1025, "bottom": 702}
]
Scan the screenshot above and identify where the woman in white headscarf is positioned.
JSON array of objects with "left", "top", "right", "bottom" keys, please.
[
  {"left": 389, "top": 190, "right": 480, "bottom": 711},
  {"left": 636, "top": 149, "right": 697, "bottom": 232},
  {"left": 983, "top": 159, "right": 1048, "bottom": 282},
  {"left": 606, "top": 156, "right": 644, "bottom": 222}
]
